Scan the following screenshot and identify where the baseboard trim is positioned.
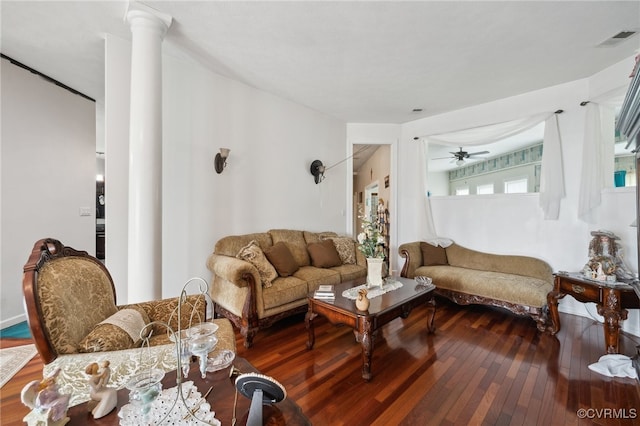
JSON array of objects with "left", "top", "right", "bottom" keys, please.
[
  {"left": 0, "top": 313, "right": 26, "bottom": 330},
  {"left": 558, "top": 298, "right": 640, "bottom": 338}
]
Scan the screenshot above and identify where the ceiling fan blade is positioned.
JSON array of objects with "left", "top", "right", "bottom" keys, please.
[
  {"left": 468, "top": 150, "right": 489, "bottom": 157},
  {"left": 431, "top": 156, "right": 453, "bottom": 160}
]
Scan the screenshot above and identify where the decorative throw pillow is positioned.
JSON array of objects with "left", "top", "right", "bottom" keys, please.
[
  {"left": 263, "top": 241, "right": 299, "bottom": 277},
  {"left": 323, "top": 236, "right": 356, "bottom": 264},
  {"left": 77, "top": 306, "right": 150, "bottom": 353},
  {"left": 420, "top": 242, "right": 448, "bottom": 266},
  {"left": 307, "top": 239, "right": 342, "bottom": 268},
  {"left": 237, "top": 240, "right": 278, "bottom": 288}
]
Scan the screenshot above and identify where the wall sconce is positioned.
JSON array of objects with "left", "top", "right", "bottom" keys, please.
[
  {"left": 215, "top": 148, "right": 230, "bottom": 174},
  {"left": 310, "top": 160, "right": 325, "bottom": 184}
]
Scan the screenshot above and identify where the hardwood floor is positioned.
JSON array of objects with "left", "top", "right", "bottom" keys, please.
[{"left": 2, "top": 298, "right": 639, "bottom": 425}]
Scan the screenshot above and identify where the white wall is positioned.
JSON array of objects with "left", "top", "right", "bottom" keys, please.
[
  {"left": 0, "top": 58, "right": 96, "bottom": 328},
  {"left": 102, "top": 38, "right": 348, "bottom": 301},
  {"left": 104, "top": 34, "right": 131, "bottom": 302},
  {"left": 161, "top": 54, "right": 347, "bottom": 296},
  {"left": 392, "top": 55, "right": 640, "bottom": 336}
]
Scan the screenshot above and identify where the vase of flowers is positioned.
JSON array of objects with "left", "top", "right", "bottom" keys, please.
[{"left": 357, "top": 208, "right": 385, "bottom": 288}]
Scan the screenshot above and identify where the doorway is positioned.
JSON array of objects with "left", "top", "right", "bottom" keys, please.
[{"left": 352, "top": 144, "right": 392, "bottom": 273}]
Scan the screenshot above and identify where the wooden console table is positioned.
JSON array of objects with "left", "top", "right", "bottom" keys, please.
[{"left": 547, "top": 272, "right": 640, "bottom": 354}]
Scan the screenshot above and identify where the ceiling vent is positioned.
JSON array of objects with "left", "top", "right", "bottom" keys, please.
[{"left": 597, "top": 30, "right": 638, "bottom": 47}]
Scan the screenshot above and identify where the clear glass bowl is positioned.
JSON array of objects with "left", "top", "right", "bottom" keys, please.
[
  {"left": 414, "top": 276, "right": 432, "bottom": 286},
  {"left": 189, "top": 334, "right": 219, "bottom": 378},
  {"left": 186, "top": 322, "right": 219, "bottom": 339},
  {"left": 125, "top": 368, "right": 165, "bottom": 417}
]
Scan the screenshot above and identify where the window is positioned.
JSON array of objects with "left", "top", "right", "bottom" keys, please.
[
  {"left": 504, "top": 178, "right": 527, "bottom": 194},
  {"left": 477, "top": 183, "right": 494, "bottom": 195},
  {"left": 455, "top": 187, "right": 469, "bottom": 195}
]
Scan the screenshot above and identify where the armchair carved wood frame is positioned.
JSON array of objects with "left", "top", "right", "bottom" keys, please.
[{"left": 21, "top": 238, "right": 222, "bottom": 406}]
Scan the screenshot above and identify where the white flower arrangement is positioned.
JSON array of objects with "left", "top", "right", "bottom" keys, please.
[{"left": 357, "top": 207, "right": 385, "bottom": 259}]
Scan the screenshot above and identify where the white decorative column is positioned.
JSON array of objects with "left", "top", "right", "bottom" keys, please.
[{"left": 126, "top": 4, "right": 172, "bottom": 302}]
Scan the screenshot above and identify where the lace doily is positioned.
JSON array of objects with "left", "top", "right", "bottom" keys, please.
[
  {"left": 118, "top": 380, "right": 220, "bottom": 425},
  {"left": 342, "top": 280, "right": 403, "bottom": 300}
]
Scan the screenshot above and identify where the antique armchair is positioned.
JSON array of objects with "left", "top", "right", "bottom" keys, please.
[{"left": 22, "top": 238, "right": 236, "bottom": 406}]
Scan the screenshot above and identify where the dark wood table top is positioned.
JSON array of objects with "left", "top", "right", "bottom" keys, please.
[
  {"left": 66, "top": 356, "right": 309, "bottom": 425},
  {"left": 310, "top": 276, "right": 434, "bottom": 315}
]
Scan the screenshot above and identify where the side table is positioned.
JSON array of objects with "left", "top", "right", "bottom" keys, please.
[{"left": 547, "top": 272, "right": 640, "bottom": 354}]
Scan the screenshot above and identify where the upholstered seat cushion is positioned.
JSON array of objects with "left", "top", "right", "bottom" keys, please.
[
  {"left": 331, "top": 264, "right": 366, "bottom": 282},
  {"left": 293, "top": 265, "right": 341, "bottom": 290},
  {"left": 262, "top": 276, "right": 309, "bottom": 310},
  {"left": 414, "top": 265, "right": 551, "bottom": 308}
]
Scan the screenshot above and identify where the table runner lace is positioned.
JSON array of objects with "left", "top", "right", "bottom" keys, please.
[
  {"left": 341, "top": 280, "right": 403, "bottom": 300},
  {"left": 118, "top": 380, "right": 220, "bottom": 425}
]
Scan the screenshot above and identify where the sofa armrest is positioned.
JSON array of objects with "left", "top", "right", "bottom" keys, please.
[
  {"left": 206, "top": 253, "right": 259, "bottom": 289},
  {"left": 399, "top": 241, "right": 423, "bottom": 278},
  {"left": 206, "top": 253, "right": 262, "bottom": 336}
]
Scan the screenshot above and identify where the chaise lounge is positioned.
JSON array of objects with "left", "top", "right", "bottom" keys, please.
[{"left": 399, "top": 241, "right": 554, "bottom": 331}]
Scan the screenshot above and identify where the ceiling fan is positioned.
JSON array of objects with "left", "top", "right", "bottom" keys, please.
[{"left": 432, "top": 147, "right": 490, "bottom": 166}]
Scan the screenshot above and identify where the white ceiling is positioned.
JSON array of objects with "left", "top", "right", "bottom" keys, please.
[{"left": 2, "top": 0, "right": 640, "bottom": 170}]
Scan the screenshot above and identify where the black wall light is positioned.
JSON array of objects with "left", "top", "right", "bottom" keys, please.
[
  {"left": 215, "top": 148, "right": 230, "bottom": 174},
  {"left": 310, "top": 160, "right": 325, "bottom": 184}
]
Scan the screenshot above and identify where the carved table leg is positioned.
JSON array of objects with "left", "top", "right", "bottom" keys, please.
[
  {"left": 596, "top": 289, "right": 628, "bottom": 354},
  {"left": 425, "top": 296, "right": 436, "bottom": 333},
  {"left": 359, "top": 318, "right": 374, "bottom": 381},
  {"left": 546, "top": 290, "right": 565, "bottom": 335},
  {"left": 305, "top": 310, "right": 317, "bottom": 350},
  {"left": 241, "top": 327, "right": 256, "bottom": 349}
]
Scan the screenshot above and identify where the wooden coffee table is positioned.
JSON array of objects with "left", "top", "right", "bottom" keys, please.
[
  {"left": 306, "top": 276, "right": 436, "bottom": 381},
  {"left": 64, "top": 356, "right": 310, "bottom": 425}
]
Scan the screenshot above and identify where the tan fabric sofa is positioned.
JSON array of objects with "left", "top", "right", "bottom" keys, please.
[
  {"left": 399, "top": 241, "right": 553, "bottom": 331},
  {"left": 206, "top": 229, "right": 367, "bottom": 347}
]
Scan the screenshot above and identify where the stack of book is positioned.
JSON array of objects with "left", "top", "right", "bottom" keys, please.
[{"left": 313, "top": 285, "right": 335, "bottom": 300}]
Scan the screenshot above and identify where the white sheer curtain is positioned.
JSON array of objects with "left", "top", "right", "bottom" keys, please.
[
  {"left": 539, "top": 114, "right": 565, "bottom": 219},
  {"left": 417, "top": 140, "right": 452, "bottom": 247},
  {"left": 416, "top": 112, "right": 565, "bottom": 244},
  {"left": 427, "top": 112, "right": 550, "bottom": 146},
  {"left": 578, "top": 89, "right": 624, "bottom": 219}
]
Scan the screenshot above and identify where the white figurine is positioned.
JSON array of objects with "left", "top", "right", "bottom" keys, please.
[
  {"left": 85, "top": 361, "right": 117, "bottom": 419},
  {"left": 21, "top": 368, "right": 70, "bottom": 426}
]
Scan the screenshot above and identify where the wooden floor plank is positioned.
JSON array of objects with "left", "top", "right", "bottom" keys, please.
[{"left": 2, "top": 299, "right": 640, "bottom": 425}]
